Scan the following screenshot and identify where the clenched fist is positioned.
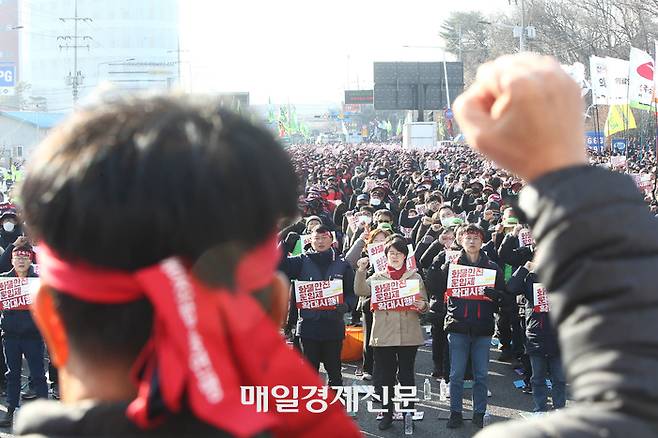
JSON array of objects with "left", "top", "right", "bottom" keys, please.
[
  {"left": 454, "top": 54, "right": 587, "bottom": 182},
  {"left": 357, "top": 257, "right": 370, "bottom": 272}
]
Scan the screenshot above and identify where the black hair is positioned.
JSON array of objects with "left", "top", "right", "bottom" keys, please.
[
  {"left": 427, "top": 194, "right": 442, "bottom": 203},
  {"left": 384, "top": 236, "right": 409, "bottom": 258},
  {"left": 19, "top": 95, "right": 299, "bottom": 360},
  {"left": 463, "top": 224, "right": 486, "bottom": 240},
  {"left": 312, "top": 224, "right": 332, "bottom": 235}
]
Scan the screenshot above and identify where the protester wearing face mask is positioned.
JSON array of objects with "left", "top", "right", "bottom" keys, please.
[
  {"left": 279, "top": 225, "right": 357, "bottom": 387},
  {"left": 0, "top": 245, "right": 48, "bottom": 427},
  {"left": 0, "top": 211, "right": 22, "bottom": 252},
  {"left": 355, "top": 236, "right": 429, "bottom": 431}
]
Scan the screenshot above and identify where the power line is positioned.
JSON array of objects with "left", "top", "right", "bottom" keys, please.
[{"left": 57, "top": 0, "right": 93, "bottom": 105}]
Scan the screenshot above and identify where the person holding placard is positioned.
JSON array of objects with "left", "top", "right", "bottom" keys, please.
[
  {"left": 345, "top": 226, "right": 392, "bottom": 381},
  {"left": 433, "top": 224, "right": 507, "bottom": 429},
  {"left": 354, "top": 236, "right": 429, "bottom": 431},
  {"left": 507, "top": 261, "right": 565, "bottom": 412},
  {"left": 280, "top": 224, "right": 357, "bottom": 387},
  {"left": 0, "top": 245, "right": 47, "bottom": 427}
]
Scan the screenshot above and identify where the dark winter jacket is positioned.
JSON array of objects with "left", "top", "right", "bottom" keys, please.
[
  {"left": 428, "top": 250, "right": 506, "bottom": 337},
  {"left": 279, "top": 248, "right": 356, "bottom": 341},
  {"left": 14, "top": 400, "right": 257, "bottom": 438},
  {"left": 477, "top": 166, "right": 658, "bottom": 437},
  {"left": 506, "top": 266, "right": 559, "bottom": 356},
  {"left": 0, "top": 266, "right": 41, "bottom": 339}
]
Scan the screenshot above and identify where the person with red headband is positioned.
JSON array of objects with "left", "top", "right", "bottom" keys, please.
[
  {"left": 14, "top": 96, "right": 361, "bottom": 437},
  {"left": 0, "top": 244, "right": 47, "bottom": 427},
  {"left": 279, "top": 224, "right": 356, "bottom": 388}
]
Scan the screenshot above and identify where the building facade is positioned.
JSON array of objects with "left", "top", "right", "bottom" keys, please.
[{"left": 19, "top": 0, "right": 180, "bottom": 111}]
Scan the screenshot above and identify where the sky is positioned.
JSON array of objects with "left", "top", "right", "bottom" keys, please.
[{"left": 180, "top": 1, "right": 509, "bottom": 105}]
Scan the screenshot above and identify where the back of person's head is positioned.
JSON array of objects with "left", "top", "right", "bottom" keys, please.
[
  {"left": 15, "top": 95, "right": 337, "bottom": 436},
  {"left": 21, "top": 96, "right": 299, "bottom": 360}
]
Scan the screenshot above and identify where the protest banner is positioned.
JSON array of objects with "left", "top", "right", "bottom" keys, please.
[
  {"left": 518, "top": 228, "right": 534, "bottom": 247},
  {"left": 445, "top": 250, "right": 461, "bottom": 264},
  {"left": 346, "top": 214, "right": 357, "bottom": 233},
  {"left": 294, "top": 280, "right": 343, "bottom": 310},
  {"left": 0, "top": 277, "right": 38, "bottom": 310},
  {"left": 426, "top": 160, "right": 441, "bottom": 171},
  {"left": 367, "top": 242, "right": 387, "bottom": 273},
  {"left": 406, "top": 244, "right": 417, "bottom": 271},
  {"left": 610, "top": 155, "right": 626, "bottom": 168},
  {"left": 631, "top": 173, "right": 654, "bottom": 195},
  {"left": 415, "top": 204, "right": 427, "bottom": 216},
  {"left": 400, "top": 227, "right": 413, "bottom": 239},
  {"left": 445, "top": 264, "right": 496, "bottom": 301},
  {"left": 532, "top": 283, "right": 550, "bottom": 313},
  {"left": 370, "top": 279, "right": 421, "bottom": 311},
  {"left": 364, "top": 178, "right": 377, "bottom": 192}
]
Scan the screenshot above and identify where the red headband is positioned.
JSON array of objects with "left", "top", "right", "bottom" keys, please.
[
  {"left": 37, "top": 235, "right": 361, "bottom": 437},
  {"left": 13, "top": 250, "right": 33, "bottom": 259}
]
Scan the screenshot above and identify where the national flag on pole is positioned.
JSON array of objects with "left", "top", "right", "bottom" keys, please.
[
  {"left": 604, "top": 104, "right": 637, "bottom": 137},
  {"left": 629, "top": 47, "right": 655, "bottom": 110}
]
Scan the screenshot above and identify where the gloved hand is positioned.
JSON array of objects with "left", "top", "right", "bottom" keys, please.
[
  {"left": 483, "top": 287, "right": 504, "bottom": 303},
  {"left": 283, "top": 232, "right": 300, "bottom": 254},
  {"left": 335, "top": 303, "right": 349, "bottom": 314},
  {"left": 421, "top": 235, "right": 435, "bottom": 245}
]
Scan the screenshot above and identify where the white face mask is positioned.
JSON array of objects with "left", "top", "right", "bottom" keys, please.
[
  {"left": 370, "top": 198, "right": 382, "bottom": 206},
  {"left": 3, "top": 222, "right": 14, "bottom": 232}
]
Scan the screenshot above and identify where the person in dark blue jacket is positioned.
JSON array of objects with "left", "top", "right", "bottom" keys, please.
[
  {"left": 279, "top": 225, "right": 357, "bottom": 387},
  {"left": 432, "top": 224, "right": 508, "bottom": 429},
  {"left": 507, "top": 261, "right": 566, "bottom": 412},
  {"left": 0, "top": 245, "right": 48, "bottom": 427}
]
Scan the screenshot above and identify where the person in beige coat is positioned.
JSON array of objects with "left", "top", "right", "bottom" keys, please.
[{"left": 355, "top": 236, "right": 429, "bottom": 431}]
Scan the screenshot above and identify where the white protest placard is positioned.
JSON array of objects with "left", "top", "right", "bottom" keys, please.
[
  {"left": 300, "top": 234, "right": 312, "bottom": 253},
  {"left": 426, "top": 160, "right": 441, "bottom": 171},
  {"left": 0, "top": 277, "right": 38, "bottom": 310},
  {"left": 532, "top": 283, "right": 550, "bottom": 313},
  {"left": 370, "top": 279, "right": 421, "bottom": 312},
  {"left": 400, "top": 226, "right": 413, "bottom": 239},
  {"left": 631, "top": 173, "right": 654, "bottom": 194},
  {"left": 294, "top": 280, "right": 343, "bottom": 310},
  {"left": 364, "top": 178, "right": 377, "bottom": 192},
  {"left": 445, "top": 264, "right": 496, "bottom": 301},
  {"left": 346, "top": 214, "right": 357, "bottom": 233},
  {"left": 406, "top": 244, "right": 417, "bottom": 271},
  {"left": 415, "top": 204, "right": 427, "bottom": 216},
  {"left": 367, "top": 242, "right": 387, "bottom": 273},
  {"left": 518, "top": 228, "right": 534, "bottom": 247},
  {"left": 610, "top": 155, "right": 627, "bottom": 168},
  {"left": 445, "top": 250, "right": 461, "bottom": 264}
]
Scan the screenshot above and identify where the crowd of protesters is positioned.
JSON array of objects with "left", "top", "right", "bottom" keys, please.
[
  {"left": 278, "top": 139, "right": 657, "bottom": 431},
  {"left": 0, "top": 53, "right": 654, "bottom": 437}
]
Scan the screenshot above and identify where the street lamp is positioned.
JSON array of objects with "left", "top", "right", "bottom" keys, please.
[{"left": 402, "top": 45, "right": 453, "bottom": 109}]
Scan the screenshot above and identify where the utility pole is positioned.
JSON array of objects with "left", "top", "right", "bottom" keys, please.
[
  {"left": 58, "top": 0, "right": 92, "bottom": 105},
  {"left": 519, "top": 0, "right": 526, "bottom": 52}
]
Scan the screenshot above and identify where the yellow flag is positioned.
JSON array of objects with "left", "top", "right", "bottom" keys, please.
[{"left": 604, "top": 104, "right": 637, "bottom": 137}]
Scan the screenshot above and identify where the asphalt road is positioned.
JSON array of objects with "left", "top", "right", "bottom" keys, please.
[
  {"left": 339, "top": 326, "right": 549, "bottom": 438},
  {"left": 0, "top": 327, "right": 552, "bottom": 437}
]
